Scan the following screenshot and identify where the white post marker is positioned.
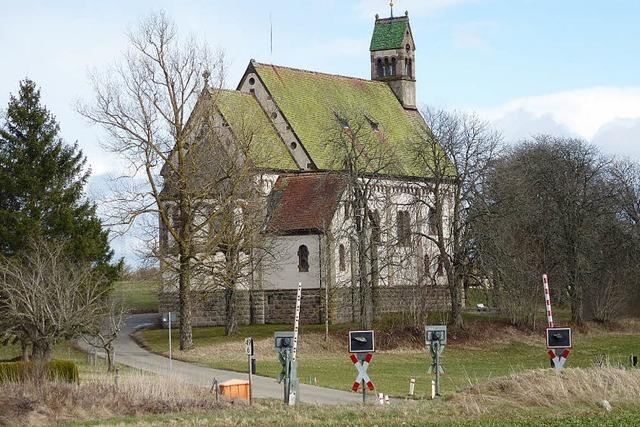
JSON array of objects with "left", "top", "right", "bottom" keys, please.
[
  {"left": 245, "top": 337, "right": 254, "bottom": 405},
  {"left": 409, "top": 378, "right": 415, "bottom": 396},
  {"left": 168, "top": 311, "right": 172, "bottom": 371},
  {"left": 288, "top": 281, "right": 302, "bottom": 406}
]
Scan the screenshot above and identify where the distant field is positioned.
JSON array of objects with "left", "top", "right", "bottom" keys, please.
[
  {"left": 136, "top": 320, "right": 640, "bottom": 398},
  {"left": 114, "top": 280, "right": 159, "bottom": 313}
]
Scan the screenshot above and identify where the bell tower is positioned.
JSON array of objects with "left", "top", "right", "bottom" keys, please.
[{"left": 370, "top": 9, "right": 416, "bottom": 109}]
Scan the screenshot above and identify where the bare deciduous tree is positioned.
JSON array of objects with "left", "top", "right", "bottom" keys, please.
[
  {"left": 0, "top": 240, "right": 109, "bottom": 362},
  {"left": 79, "top": 12, "right": 223, "bottom": 349},
  {"left": 411, "top": 108, "right": 502, "bottom": 329},
  {"left": 325, "top": 109, "right": 410, "bottom": 329},
  {"left": 83, "top": 297, "right": 126, "bottom": 372},
  {"left": 474, "top": 136, "right": 634, "bottom": 326},
  {"left": 191, "top": 100, "right": 281, "bottom": 335}
]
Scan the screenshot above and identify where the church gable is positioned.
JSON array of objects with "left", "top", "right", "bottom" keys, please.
[{"left": 213, "top": 89, "right": 298, "bottom": 171}]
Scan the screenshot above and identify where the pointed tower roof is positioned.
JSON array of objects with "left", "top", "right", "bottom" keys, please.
[{"left": 370, "top": 15, "right": 412, "bottom": 51}]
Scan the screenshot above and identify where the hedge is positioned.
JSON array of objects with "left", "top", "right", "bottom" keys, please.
[{"left": 0, "top": 360, "right": 79, "bottom": 383}]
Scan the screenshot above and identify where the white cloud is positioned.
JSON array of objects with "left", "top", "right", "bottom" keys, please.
[
  {"left": 480, "top": 87, "right": 640, "bottom": 140},
  {"left": 356, "top": 0, "right": 477, "bottom": 19},
  {"left": 592, "top": 118, "right": 640, "bottom": 159},
  {"left": 475, "top": 87, "right": 640, "bottom": 159}
]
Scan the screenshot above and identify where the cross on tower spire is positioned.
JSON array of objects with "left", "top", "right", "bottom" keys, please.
[{"left": 202, "top": 69, "right": 211, "bottom": 88}]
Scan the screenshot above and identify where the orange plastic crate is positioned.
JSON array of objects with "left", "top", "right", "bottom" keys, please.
[{"left": 218, "top": 379, "right": 251, "bottom": 401}]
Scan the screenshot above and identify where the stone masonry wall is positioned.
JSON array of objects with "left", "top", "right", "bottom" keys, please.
[{"left": 159, "top": 285, "right": 450, "bottom": 327}]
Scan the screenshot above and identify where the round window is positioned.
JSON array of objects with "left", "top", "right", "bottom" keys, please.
[
  {"left": 249, "top": 77, "right": 255, "bottom": 85},
  {"left": 271, "top": 112, "right": 277, "bottom": 119},
  {"left": 290, "top": 142, "right": 297, "bottom": 149}
]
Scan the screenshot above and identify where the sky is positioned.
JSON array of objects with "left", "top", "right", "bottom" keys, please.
[{"left": 2, "top": 0, "right": 640, "bottom": 265}]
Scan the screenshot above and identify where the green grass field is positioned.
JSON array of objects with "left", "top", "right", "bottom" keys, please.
[
  {"left": 113, "top": 280, "right": 159, "bottom": 313},
  {"left": 136, "top": 321, "right": 640, "bottom": 398}
]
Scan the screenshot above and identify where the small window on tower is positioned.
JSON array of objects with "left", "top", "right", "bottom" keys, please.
[
  {"left": 376, "top": 58, "right": 384, "bottom": 78},
  {"left": 391, "top": 57, "right": 397, "bottom": 76},
  {"left": 290, "top": 141, "right": 297, "bottom": 149},
  {"left": 249, "top": 88, "right": 255, "bottom": 95},
  {"left": 339, "top": 244, "right": 346, "bottom": 272},
  {"left": 406, "top": 44, "right": 411, "bottom": 52}
]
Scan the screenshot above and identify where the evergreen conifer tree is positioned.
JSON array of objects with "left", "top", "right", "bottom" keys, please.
[{"left": 0, "top": 79, "right": 118, "bottom": 280}]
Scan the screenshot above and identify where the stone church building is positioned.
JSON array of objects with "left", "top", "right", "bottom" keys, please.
[{"left": 159, "top": 11, "right": 451, "bottom": 326}]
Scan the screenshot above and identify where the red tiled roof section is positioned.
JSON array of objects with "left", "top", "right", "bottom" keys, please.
[{"left": 265, "top": 173, "right": 346, "bottom": 234}]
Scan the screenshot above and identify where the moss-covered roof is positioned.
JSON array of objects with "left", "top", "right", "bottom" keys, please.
[
  {"left": 253, "top": 63, "right": 430, "bottom": 177},
  {"left": 370, "top": 18, "right": 409, "bottom": 51},
  {"left": 214, "top": 90, "right": 297, "bottom": 171}
]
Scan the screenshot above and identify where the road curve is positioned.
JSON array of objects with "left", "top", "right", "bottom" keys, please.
[{"left": 92, "top": 313, "right": 368, "bottom": 405}]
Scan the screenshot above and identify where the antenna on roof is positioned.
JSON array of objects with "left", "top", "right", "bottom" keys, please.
[
  {"left": 390, "top": 0, "right": 394, "bottom": 18},
  {"left": 270, "top": 12, "right": 273, "bottom": 60}
]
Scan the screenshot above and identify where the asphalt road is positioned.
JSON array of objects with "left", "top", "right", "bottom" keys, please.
[{"left": 90, "top": 313, "right": 369, "bottom": 405}]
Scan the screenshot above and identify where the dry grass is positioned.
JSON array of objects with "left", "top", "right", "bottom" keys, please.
[
  {"left": 452, "top": 367, "right": 640, "bottom": 415},
  {"left": 0, "top": 372, "right": 238, "bottom": 427}
]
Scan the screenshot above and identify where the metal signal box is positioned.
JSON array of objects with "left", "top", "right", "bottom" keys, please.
[
  {"left": 425, "top": 325, "right": 447, "bottom": 346},
  {"left": 274, "top": 331, "right": 295, "bottom": 350},
  {"left": 349, "top": 330, "right": 375, "bottom": 353},
  {"left": 546, "top": 327, "right": 572, "bottom": 349}
]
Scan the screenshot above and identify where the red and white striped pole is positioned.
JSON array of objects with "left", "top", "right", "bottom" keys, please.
[
  {"left": 292, "top": 281, "right": 302, "bottom": 362},
  {"left": 542, "top": 274, "right": 554, "bottom": 328}
]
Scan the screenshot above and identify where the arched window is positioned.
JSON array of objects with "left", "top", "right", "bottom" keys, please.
[
  {"left": 436, "top": 256, "right": 444, "bottom": 277},
  {"left": 159, "top": 217, "right": 168, "bottom": 253},
  {"left": 383, "top": 58, "right": 390, "bottom": 77},
  {"left": 369, "top": 210, "right": 381, "bottom": 244},
  {"left": 407, "top": 58, "right": 413, "bottom": 78},
  {"left": 390, "top": 57, "right": 397, "bottom": 76},
  {"left": 298, "top": 245, "right": 309, "bottom": 272},
  {"left": 428, "top": 207, "right": 438, "bottom": 235},
  {"left": 424, "top": 254, "right": 434, "bottom": 284},
  {"left": 171, "top": 207, "right": 183, "bottom": 233},
  {"left": 376, "top": 58, "right": 384, "bottom": 78},
  {"left": 339, "top": 244, "right": 346, "bottom": 272},
  {"left": 397, "top": 210, "right": 411, "bottom": 246}
]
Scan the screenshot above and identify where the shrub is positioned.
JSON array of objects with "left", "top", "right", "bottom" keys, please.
[{"left": 0, "top": 360, "right": 79, "bottom": 384}]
